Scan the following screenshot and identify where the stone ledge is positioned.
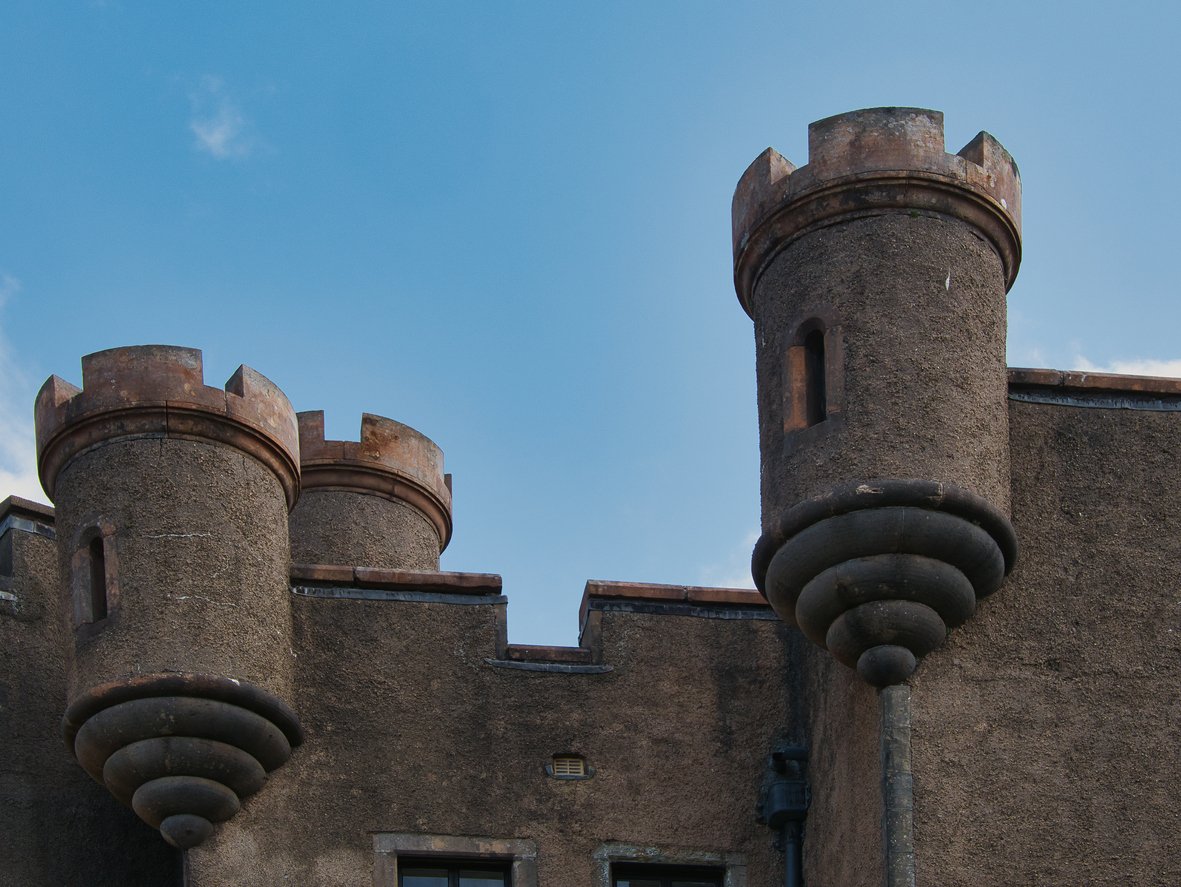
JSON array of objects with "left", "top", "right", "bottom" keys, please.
[
  {"left": 0, "top": 495, "right": 57, "bottom": 547},
  {"left": 504, "top": 643, "right": 594, "bottom": 664},
  {"left": 583, "top": 579, "right": 765, "bottom": 606},
  {"left": 579, "top": 579, "right": 768, "bottom": 629},
  {"left": 1008, "top": 367, "right": 1181, "bottom": 395},
  {"left": 0, "top": 495, "right": 55, "bottom": 525},
  {"left": 290, "top": 563, "right": 502, "bottom": 595}
]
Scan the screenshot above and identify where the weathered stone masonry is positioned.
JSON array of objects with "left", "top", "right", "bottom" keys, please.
[{"left": 2, "top": 107, "right": 1179, "bottom": 887}]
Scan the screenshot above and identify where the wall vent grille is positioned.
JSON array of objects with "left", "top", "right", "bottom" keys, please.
[{"left": 551, "top": 755, "right": 586, "bottom": 778}]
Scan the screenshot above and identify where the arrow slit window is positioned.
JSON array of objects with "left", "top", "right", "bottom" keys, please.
[{"left": 784, "top": 318, "right": 843, "bottom": 435}]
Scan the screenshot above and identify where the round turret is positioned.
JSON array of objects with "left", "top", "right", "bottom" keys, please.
[
  {"left": 35, "top": 345, "right": 303, "bottom": 847},
  {"left": 289, "top": 411, "right": 452, "bottom": 570},
  {"left": 732, "top": 109, "right": 1021, "bottom": 685}
]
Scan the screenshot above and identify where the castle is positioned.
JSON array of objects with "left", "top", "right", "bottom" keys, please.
[{"left": 2, "top": 107, "right": 1177, "bottom": 886}]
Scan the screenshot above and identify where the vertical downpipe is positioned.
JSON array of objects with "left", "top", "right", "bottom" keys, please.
[
  {"left": 880, "top": 685, "right": 915, "bottom": 887},
  {"left": 783, "top": 820, "right": 802, "bottom": 887}
]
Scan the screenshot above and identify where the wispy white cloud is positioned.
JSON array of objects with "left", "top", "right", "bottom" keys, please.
[
  {"left": 1072, "top": 356, "right": 1181, "bottom": 378},
  {"left": 189, "top": 76, "right": 254, "bottom": 160},
  {"left": 0, "top": 273, "right": 20, "bottom": 309},
  {"left": 698, "top": 528, "right": 759, "bottom": 589},
  {"left": 0, "top": 274, "right": 48, "bottom": 504}
]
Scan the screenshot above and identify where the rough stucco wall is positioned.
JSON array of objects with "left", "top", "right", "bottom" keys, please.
[
  {"left": 0, "top": 523, "right": 180, "bottom": 886},
  {"left": 752, "top": 214, "right": 1010, "bottom": 530},
  {"left": 188, "top": 598, "right": 793, "bottom": 886},
  {"left": 289, "top": 491, "right": 440, "bottom": 570},
  {"left": 789, "top": 638, "right": 882, "bottom": 887},
  {"left": 52, "top": 438, "right": 294, "bottom": 701},
  {"left": 750, "top": 210, "right": 1010, "bottom": 887},
  {"left": 910, "top": 399, "right": 1181, "bottom": 885}
]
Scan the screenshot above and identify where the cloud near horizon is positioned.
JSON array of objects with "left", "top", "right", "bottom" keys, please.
[
  {"left": 0, "top": 274, "right": 49, "bottom": 504},
  {"left": 189, "top": 76, "right": 254, "bottom": 160},
  {"left": 1072, "top": 356, "right": 1181, "bottom": 378}
]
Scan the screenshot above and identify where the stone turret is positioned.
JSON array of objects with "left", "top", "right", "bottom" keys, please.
[
  {"left": 290, "top": 411, "right": 451, "bottom": 570},
  {"left": 733, "top": 108, "right": 1021, "bottom": 686},
  {"left": 35, "top": 345, "right": 303, "bottom": 849}
]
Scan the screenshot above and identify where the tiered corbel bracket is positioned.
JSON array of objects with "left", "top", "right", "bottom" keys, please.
[
  {"left": 752, "top": 480, "right": 1017, "bottom": 687},
  {"left": 65, "top": 675, "right": 304, "bottom": 848}
]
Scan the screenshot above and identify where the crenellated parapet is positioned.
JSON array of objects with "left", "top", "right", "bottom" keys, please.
[
  {"left": 36, "top": 345, "right": 300, "bottom": 510},
  {"left": 291, "top": 411, "right": 452, "bottom": 570},
  {"left": 297, "top": 411, "right": 451, "bottom": 548},
  {"left": 732, "top": 107, "right": 1021, "bottom": 316}
]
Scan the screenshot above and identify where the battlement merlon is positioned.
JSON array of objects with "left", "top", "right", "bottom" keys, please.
[
  {"left": 732, "top": 107, "right": 1022, "bottom": 316},
  {"left": 34, "top": 345, "right": 300, "bottom": 508},
  {"left": 297, "top": 411, "right": 453, "bottom": 551}
]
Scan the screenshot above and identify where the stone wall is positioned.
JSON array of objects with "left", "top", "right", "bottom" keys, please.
[
  {"left": 187, "top": 577, "right": 793, "bottom": 886},
  {"left": 910, "top": 377, "right": 1181, "bottom": 885}
]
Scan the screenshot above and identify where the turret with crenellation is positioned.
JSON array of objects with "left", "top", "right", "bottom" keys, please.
[
  {"left": 732, "top": 108, "right": 1022, "bottom": 686},
  {"left": 290, "top": 411, "right": 452, "bottom": 570},
  {"left": 35, "top": 345, "right": 304, "bottom": 849}
]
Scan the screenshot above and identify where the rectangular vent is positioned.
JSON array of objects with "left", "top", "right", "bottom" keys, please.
[{"left": 552, "top": 755, "right": 586, "bottom": 777}]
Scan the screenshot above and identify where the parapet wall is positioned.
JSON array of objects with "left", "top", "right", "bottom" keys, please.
[
  {"left": 191, "top": 567, "right": 789, "bottom": 886},
  {"left": 732, "top": 107, "right": 1021, "bottom": 315},
  {"left": 36, "top": 345, "right": 300, "bottom": 509},
  {"left": 1008, "top": 366, "right": 1181, "bottom": 404}
]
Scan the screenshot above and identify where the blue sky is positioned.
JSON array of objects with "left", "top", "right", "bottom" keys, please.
[{"left": 1, "top": 1, "right": 1177, "bottom": 645}]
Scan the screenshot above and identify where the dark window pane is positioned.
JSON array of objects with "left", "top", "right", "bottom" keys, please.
[
  {"left": 400, "top": 869, "right": 448, "bottom": 887},
  {"left": 804, "top": 327, "right": 827, "bottom": 426},
  {"left": 399, "top": 859, "right": 508, "bottom": 887},
  {"left": 613, "top": 864, "right": 724, "bottom": 887},
  {"left": 459, "top": 871, "right": 507, "bottom": 887},
  {"left": 87, "top": 536, "right": 108, "bottom": 621}
]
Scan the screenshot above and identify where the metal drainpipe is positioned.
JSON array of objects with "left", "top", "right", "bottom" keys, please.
[
  {"left": 880, "top": 685, "right": 916, "bottom": 887},
  {"left": 782, "top": 820, "right": 802, "bottom": 887},
  {"left": 758, "top": 745, "right": 809, "bottom": 887}
]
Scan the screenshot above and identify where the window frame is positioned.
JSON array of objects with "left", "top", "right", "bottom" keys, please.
[
  {"left": 69, "top": 519, "right": 119, "bottom": 638},
  {"left": 611, "top": 861, "right": 725, "bottom": 887},
  {"left": 591, "top": 844, "right": 746, "bottom": 887},
  {"left": 781, "top": 312, "right": 845, "bottom": 448},
  {"left": 373, "top": 833, "right": 538, "bottom": 887},
  {"left": 396, "top": 858, "right": 510, "bottom": 887}
]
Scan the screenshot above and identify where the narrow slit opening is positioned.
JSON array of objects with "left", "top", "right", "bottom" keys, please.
[
  {"left": 87, "top": 536, "right": 108, "bottom": 622},
  {"left": 804, "top": 328, "right": 827, "bottom": 426}
]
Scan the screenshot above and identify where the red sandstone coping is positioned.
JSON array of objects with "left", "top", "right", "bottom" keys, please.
[
  {"left": 1008, "top": 367, "right": 1181, "bottom": 395},
  {"left": 583, "top": 579, "right": 767, "bottom": 605},
  {"left": 732, "top": 107, "right": 1022, "bottom": 314},
  {"left": 0, "top": 495, "right": 55, "bottom": 524},
  {"left": 297, "top": 411, "right": 453, "bottom": 550},
  {"left": 503, "top": 643, "right": 594, "bottom": 664},
  {"left": 291, "top": 563, "right": 502, "bottom": 595},
  {"left": 35, "top": 346, "right": 300, "bottom": 508},
  {"left": 290, "top": 566, "right": 767, "bottom": 649},
  {"left": 579, "top": 579, "right": 769, "bottom": 628}
]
